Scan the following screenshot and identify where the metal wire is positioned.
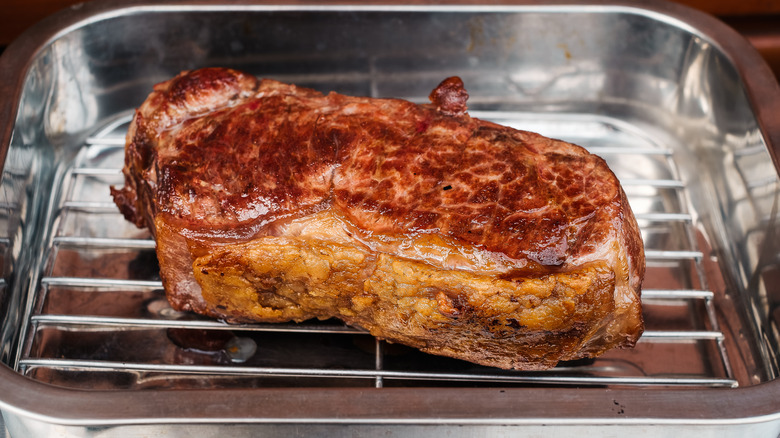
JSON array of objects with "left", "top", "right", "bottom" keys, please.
[{"left": 16, "top": 113, "right": 739, "bottom": 389}]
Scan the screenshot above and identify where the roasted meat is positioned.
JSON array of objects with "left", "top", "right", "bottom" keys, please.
[{"left": 111, "top": 68, "right": 645, "bottom": 370}]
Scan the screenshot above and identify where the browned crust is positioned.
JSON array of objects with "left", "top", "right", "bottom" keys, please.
[{"left": 113, "top": 68, "right": 644, "bottom": 279}]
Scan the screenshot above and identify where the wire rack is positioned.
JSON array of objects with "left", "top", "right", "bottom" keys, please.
[{"left": 15, "top": 110, "right": 739, "bottom": 390}]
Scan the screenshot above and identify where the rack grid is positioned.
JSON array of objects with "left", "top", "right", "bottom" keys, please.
[{"left": 16, "top": 111, "right": 738, "bottom": 390}]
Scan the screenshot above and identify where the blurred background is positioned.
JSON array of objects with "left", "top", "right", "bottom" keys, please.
[{"left": 1, "top": 0, "right": 778, "bottom": 80}]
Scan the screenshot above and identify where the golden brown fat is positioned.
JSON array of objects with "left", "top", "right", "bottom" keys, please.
[{"left": 192, "top": 235, "right": 629, "bottom": 370}]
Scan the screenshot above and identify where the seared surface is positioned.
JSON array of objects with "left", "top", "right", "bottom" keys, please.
[{"left": 112, "top": 68, "right": 645, "bottom": 370}]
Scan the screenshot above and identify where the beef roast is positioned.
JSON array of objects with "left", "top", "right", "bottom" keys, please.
[{"left": 111, "top": 68, "right": 645, "bottom": 370}]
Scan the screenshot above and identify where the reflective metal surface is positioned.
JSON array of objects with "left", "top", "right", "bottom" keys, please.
[{"left": 0, "top": 1, "right": 779, "bottom": 437}]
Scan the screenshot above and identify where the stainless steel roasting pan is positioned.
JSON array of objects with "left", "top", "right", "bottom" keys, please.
[{"left": 1, "top": 0, "right": 779, "bottom": 436}]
